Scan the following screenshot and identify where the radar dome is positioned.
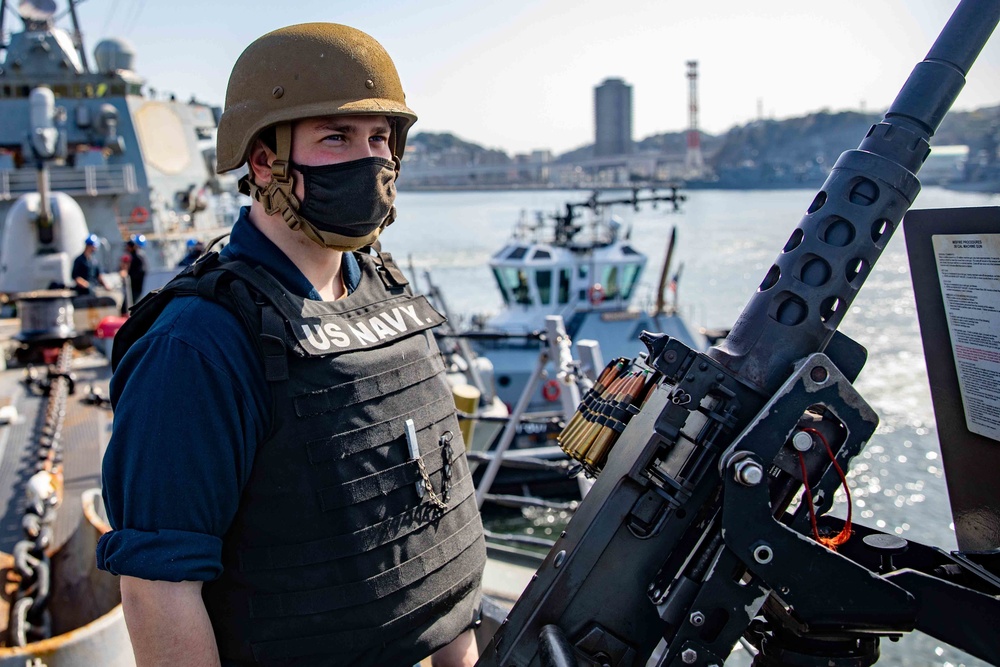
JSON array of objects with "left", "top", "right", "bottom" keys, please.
[
  {"left": 94, "top": 38, "right": 136, "bottom": 75},
  {"left": 17, "top": 0, "right": 57, "bottom": 23}
]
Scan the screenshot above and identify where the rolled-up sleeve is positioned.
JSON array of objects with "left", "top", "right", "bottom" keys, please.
[{"left": 97, "top": 297, "right": 269, "bottom": 582}]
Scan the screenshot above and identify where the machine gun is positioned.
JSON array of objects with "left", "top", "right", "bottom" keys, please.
[{"left": 476, "top": 2, "right": 1000, "bottom": 666}]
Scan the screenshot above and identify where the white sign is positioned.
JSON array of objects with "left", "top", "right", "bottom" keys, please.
[{"left": 932, "top": 233, "right": 1000, "bottom": 442}]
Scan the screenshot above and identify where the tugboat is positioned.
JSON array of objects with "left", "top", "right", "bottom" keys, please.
[
  {"left": 467, "top": 188, "right": 707, "bottom": 413},
  {"left": 436, "top": 189, "right": 712, "bottom": 505}
]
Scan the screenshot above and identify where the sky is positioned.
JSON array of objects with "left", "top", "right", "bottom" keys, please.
[{"left": 17, "top": 0, "right": 1000, "bottom": 155}]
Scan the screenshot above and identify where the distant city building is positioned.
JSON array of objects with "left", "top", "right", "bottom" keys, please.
[
  {"left": 685, "top": 61, "right": 705, "bottom": 175},
  {"left": 594, "top": 78, "right": 633, "bottom": 157}
]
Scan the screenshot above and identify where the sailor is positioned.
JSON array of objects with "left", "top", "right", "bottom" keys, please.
[
  {"left": 97, "top": 24, "right": 486, "bottom": 667},
  {"left": 71, "top": 233, "right": 109, "bottom": 295},
  {"left": 177, "top": 238, "right": 205, "bottom": 267},
  {"left": 123, "top": 234, "right": 147, "bottom": 308}
]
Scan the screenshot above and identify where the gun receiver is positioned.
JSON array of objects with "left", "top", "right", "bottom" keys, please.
[{"left": 477, "top": 2, "right": 1000, "bottom": 666}]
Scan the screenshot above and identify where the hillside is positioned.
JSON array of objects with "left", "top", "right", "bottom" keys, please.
[
  {"left": 404, "top": 105, "right": 999, "bottom": 190},
  {"left": 410, "top": 105, "right": 999, "bottom": 168}
]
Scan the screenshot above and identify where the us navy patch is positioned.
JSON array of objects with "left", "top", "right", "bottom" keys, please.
[{"left": 293, "top": 295, "right": 445, "bottom": 356}]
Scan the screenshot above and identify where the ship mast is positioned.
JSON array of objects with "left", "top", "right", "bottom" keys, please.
[
  {"left": 0, "top": 0, "right": 8, "bottom": 54},
  {"left": 67, "top": 0, "right": 89, "bottom": 72}
]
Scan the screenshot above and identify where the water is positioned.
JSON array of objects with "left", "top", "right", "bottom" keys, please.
[{"left": 390, "top": 186, "right": 1000, "bottom": 667}]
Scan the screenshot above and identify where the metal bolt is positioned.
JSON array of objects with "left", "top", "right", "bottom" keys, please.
[
  {"left": 553, "top": 550, "right": 566, "bottom": 568},
  {"left": 689, "top": 611, "right": 705, "bottom": 626},
  {"left": 365, "top": 78, "right": 375, "bottom": 89},
  {"left": 734, "top": 459, "right": 764, "bottom": 486},
  {"left": 753, "top": 544, "right": 774, "bottom": 564},
  {"left": 681, "top": 648, "right": 698, "bottom": 664},
  {"left": 665, "top": 350, "right": 678, "bottom": 363},
  {"left": 809, "top": 365, "right": 829, "bottom": 384},
  {"left": 791, "top": 431, "right": 813, "bottom": 452},
  {"left": 271, "top": 85, "right": 284, "bottom": 98}
]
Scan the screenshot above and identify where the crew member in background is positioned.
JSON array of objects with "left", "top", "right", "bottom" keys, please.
[
  {"left": 177, "top": 238, "right": 205, "bottom": 267},
  {"left": 98, "top": 23, "right": 485, "bottom": 667},
  {"left": 71, "top": 234, "right": 109, "bottom": 295},
  {"left": 124, "top": 234, "right": 147, "bottom": 306}
]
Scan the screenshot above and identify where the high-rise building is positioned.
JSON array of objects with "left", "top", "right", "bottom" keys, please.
[{"left": 594, "top": 78, "right": 633, "bottom": 157}]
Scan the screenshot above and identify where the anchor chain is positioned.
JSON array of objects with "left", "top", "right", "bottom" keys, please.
[{"left": 9, "top": 343, "right": 73, "bottom": 647}]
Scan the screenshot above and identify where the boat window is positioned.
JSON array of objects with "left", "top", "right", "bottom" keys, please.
[
  {"left": 491, "top": 268, "right": 510, "bottom": 305},
  {"left": 622, "top": 263, "right": 641, "bottom": 299},
  {"left": 558, "top": 269, "right": 571, "bottom": 305},
  {"left": 507, "top": 246, "right": 528, "bottom": 260},
  {"left": 536, "top": 269, "right": 552, "bottom": 305},
  {"left": 600, "top": 265, "right": 621, "bottom": 301},
  {"left": 532, "top": 249, "right": 552, "bottom": 260},
  {"left": 500, "top": 267, "right": 532, "bottom": 305},
  {"left": 577, "top": 265, "right": 589, "bottom": 301}
]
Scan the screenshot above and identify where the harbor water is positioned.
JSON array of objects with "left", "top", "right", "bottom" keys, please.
[{"left": 391, "top": 186, "right": 1000, "bottom": 667}]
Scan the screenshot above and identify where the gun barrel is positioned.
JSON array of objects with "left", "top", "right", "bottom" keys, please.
[{"left": 709, "top": 0, "right": 1000, "bottom": 393}]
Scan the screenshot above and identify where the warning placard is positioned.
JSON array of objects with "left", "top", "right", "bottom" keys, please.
[{"left": 932, "top": 234, "right": 1000, "bottom": 441}]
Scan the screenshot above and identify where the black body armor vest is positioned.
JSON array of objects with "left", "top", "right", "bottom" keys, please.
[{"left": 113, "top": 250, "right": 486, "bottom": 666}]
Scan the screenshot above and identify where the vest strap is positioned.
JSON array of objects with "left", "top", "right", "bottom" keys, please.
[
  {"left": 306, "top": 394, "right": 456, "bottom": 464},
  {"left": 259, "top": 306, "right": 289, "bottom": 382},
  {"left": 318, "top": 439, "right": 452, "bottom": 512},
  {"left": 369, "top": 243, "right": 410, "bottom": 288},
  {"left": 237, "top": 471, "right": 476, "bottom": 572},
  {"left": 249, "top": 567, "right": 482, "bottom": 662},
  {"left": 195, "top": 268, "right": 225, "bottom": 301},
  {"left": 294, "top": 353, "right": 444, "bottom": 417},
  {"left": 250, "top": 513, "right": 484, "bottom": 619}
]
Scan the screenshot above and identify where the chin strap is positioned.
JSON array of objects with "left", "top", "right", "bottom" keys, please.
[
  {"left": 238, "top": 123, "right": 337, "bottom": 247},
  {"left": 238, "top": 122, "right": 396, "bottom": 250},
  {"left": 239, "top": 122, "right": 303, "bottom": 219}
]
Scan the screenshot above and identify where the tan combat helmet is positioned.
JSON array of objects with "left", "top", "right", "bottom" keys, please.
[
  {"left": 216, "top": 23, "right": 417, "bottom": 174},
  {"left": 215, "top": 23, "right": 417, "bottom": 249}
]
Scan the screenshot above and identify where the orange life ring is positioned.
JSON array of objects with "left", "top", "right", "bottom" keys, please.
[
  {"left": 542, "top": 380, "right": 561, "bottom": 402},
  {"left": 588, "top": 284, "right": 605, "bottom": 305},
  {"left": 129, "top": 206, "right": 149, "bottom": 224}
]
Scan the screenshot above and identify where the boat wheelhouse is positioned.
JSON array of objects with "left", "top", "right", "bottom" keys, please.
[{"left": 470, "top": 189, "right": 706, "bottom": 410}]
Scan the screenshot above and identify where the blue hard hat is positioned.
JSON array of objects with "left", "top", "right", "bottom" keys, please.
[
  {"left": 186, "top": 238, "right": 200, "bottom": 249},
  {"left": 128, "top": 234, "right": 147, "bottom": 247},
  {"left": 85, "top": 234, "right": 100, "bottom": 247}
]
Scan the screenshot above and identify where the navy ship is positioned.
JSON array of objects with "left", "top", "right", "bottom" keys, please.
[{"left": 0, "top": 0, "right": 240, "bottom": 302}]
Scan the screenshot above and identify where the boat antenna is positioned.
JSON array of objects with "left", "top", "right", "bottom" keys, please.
[
  {"left": 0, "top": 0, "right": 8, "bottom": 54},
  {"left": 654, "top": 226, "right": 677, "bottom": 314},
  {"left": 67, "top": 0, "right": 90, "bottom": 72}
]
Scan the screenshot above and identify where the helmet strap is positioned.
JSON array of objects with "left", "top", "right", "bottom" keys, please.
[
  {"left": 238, "top": 121, "right": 397, "bottom": 250},
  {"left": 240, "top": 122, "right": 312, "bottom": 231}
]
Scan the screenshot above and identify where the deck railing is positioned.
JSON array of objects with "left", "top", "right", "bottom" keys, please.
[{"left": 0, "top": 164, "right": 139, "bottom": 200}]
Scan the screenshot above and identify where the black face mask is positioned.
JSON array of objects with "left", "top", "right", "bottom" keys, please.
[{"left": 290, "top": 156, "right": 397, "bottom": 250}]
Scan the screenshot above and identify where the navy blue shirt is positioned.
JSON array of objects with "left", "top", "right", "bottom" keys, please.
[
  {"left": 97, "top": 208, "right": 361, "bottom": 581},
  {"left": 71, "top": 251, "right": 100, "bottom": 294}
]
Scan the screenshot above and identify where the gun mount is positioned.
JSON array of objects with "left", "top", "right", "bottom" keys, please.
[{"left": 477, "top": 2, "right": 1000, "bottom": 666}]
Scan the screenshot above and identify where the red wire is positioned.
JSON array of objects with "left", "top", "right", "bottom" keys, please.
[{"left": 797, "top": 427, "right": 853, "bottom": 550}]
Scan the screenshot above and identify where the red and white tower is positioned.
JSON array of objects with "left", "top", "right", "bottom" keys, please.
[{"left": 685, "top": 60, "right": 705, "bottom": 175}]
